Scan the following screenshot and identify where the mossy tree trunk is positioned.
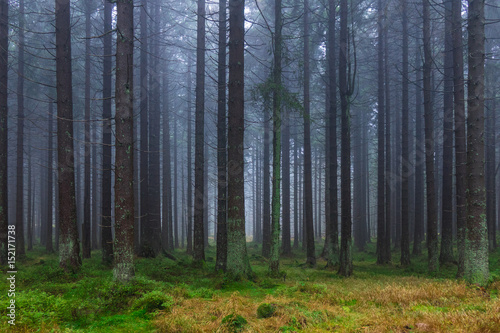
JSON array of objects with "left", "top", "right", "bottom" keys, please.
[
  {"left": 464, "top": 0, "right": 488, "bottom": 286},
  {"left": 113, "top": 0, "right": 135, "bottom": 283},
  {"left": 56, "top": 0, "right": 81, "bottom": 273},
  {"left": 226, "top": 0, "right": 252, "bottom": 279}
]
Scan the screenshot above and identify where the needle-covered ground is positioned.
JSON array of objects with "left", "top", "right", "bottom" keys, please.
[{"left": 1, "top": 242, "right": 499, "bottom": 332}]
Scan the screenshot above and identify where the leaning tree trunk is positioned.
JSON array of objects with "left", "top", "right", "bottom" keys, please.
[
  {"left": 56, "top": 0, "right": 81, "bottom": 272},
  {"left": 464, "top": 0, "right": 488, "bottom": 286},
  {"left": 226, "top": 0, "right": 252, "bottom": 279},
  {"left": 113, "top": 0, "right": 135, "bottom": 283}
]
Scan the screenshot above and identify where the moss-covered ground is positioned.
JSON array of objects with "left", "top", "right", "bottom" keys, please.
[{"left": 1, "top": 241, "right": 500, "bottom": 332}]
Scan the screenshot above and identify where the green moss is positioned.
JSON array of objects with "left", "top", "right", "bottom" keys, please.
[
  {"left": 257, "top": 303, "right": 277, "bottom": 318},
  {"left": 220, "top": 313, "right": 247, "bottom": 332}
]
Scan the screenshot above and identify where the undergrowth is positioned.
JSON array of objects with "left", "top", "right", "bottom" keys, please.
[{"left": 0, "top": 241, "right": 499, "bottom": 332}]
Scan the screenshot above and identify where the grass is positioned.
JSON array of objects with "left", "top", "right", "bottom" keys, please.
[{"left": 1, "top": 242, "right": 499, "bottom": 332}]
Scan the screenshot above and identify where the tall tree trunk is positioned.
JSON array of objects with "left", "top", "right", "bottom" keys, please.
[
  {"left": 338, "top": 0, "right": 352, "bottom": 276},
  {"left": 440, "top": 0, "right": 454, "bottom": 264},
  {"left": 384, "top": 12, "right": 392, "bottom": 262},
  {"left": 27, "top": 132, "right": 32, "bottom": 250},
  {"left": 82, "top": 0, "right": 92, "bottom": 259},
  {"left": 15, "top": 0, "right": 25, "bottom": 258},
  {"left": 423, "top": 0, "right": 438, "bottom": 273},
  {"left": 193, "top": 0, "right": 206, "bottom": 263},
  {"left": 139, "top": 0, "right": 149, "bottom": 256},
  {"left": 226, "top": 0, "right": 252, "bottom": 278},
  {"left": 303, "top": 0, "right": 315, "bottom": 268},
  {"left": 174, "top": 124, "right": 179, "bottom": 248},
  {"left": 147, "top": 0, "right": 162, "bottom": 256},
  {"left": 325, "top": 0, "right": 338, "bottom": 268},
  {"left": 293, "top": 133, "right": 299, "bottom": 249},
  {"left": 186, "top": 59, "right": 193, "bottom": 254},
  {"left": 91, "top": 107, "right": 99, "bottom": 250},
  {"left": 162, "top": 74, "right": 173, "bottom": 252},
  {"left": 0, "top": 0, "right": 7, "bottom": 265},
  {"left": 376, "top": 0, "right": 387, "bottom": 265},
  {"left": 464, "top": 0, "right": 488, "bottom": 286},
  {"left": 101, "top": 0, "right": 114, "bottom": 265},
  {"left": 282, "top": 107, "right": 291, "bottom": 256},
  {"left": 113, "top": 0, "right": 135, "bottom": 283},
  {"left": 262, "top": 96, "right": 271, "bottom": 257},
  {"left": 270, "top": 0, "right": 283, "bottom": 274},
  {"left": 46, "top": 101, "right": 54, "bottom": 253},
  {"left": 56, "top": 0, "right": 81, "bottom": 272},
  {"left": 413, "top": 47, "right": 424, "bottom": 256},
  {"left": 216, "top": 0, "right": 228, "bottom": 271},
  {"left": 400, "top": 0, "right": 410, "bottom": 266}
]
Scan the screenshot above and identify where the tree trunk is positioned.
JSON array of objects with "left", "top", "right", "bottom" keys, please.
[
  {"left": 440, "top": 0, "right": 454, "bottom": 265},
  {"left": 101, "top": 0, "right": 114, "bottom": 265},
  {"left": 303, "top": 0, "right": 315, "bottom": 268},
  {"left": 113, "top": 0, "right": 135, "bottom": 283},
  {"left": 186, "top": 58, "right": 193, "bottom": 254},
  {"left": 262, "top": 95, "right": 271, "bottom": 257},
  {"left": 162, "top": 74, "right": 173, "bottom": 253},
  {"left": 338, "top": 0, "right": 352, "bottom": 276},
  {"left": 226, "top": 0, "right": 252, "bottom": 278},
  {"left": 464, "top": 0, "right": 488, "bottom": 286},
  {"left": 46, "top": 101, "right": 54, "bottom": 253},
  {"left": 193, "top": 0, "right": 206, "bottom": 263},
  {"left": 325, "top": 0, "right": 339, "bottom": 268},
  {"left": 56, "top": 0, "right": 81, "bottom": 272},
  {"left": 216, "top": 0, "right": 227, "bottom": 271},
  {"left": 400, "top": 0, "right": 410, "bottom": 266},
  {"left": 376, "top": 0, "right": 387, "bottom": 265},
  {"left": 15, "top": 0, "right": 25, "bottom": 258},
  {"left": 82, "top": 0, "right": 92, "bottom": 259},
  {"left": 423, "top": 0, "right": 438, "bottom": 273},
  {"left": 281, "top": 107, "right": 291, "bottom": 256},
  {"left": 384, "top": 12, "right": 392, "bottom": 263},
  {"left": 0, "top": 0, "right": 7, "bottom": 265}
]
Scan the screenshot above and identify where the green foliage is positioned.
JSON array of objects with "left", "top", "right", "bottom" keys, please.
[
  {"left": 257, "top": 303, "right": 277, "bottom": 318},
  {"left": 220, "top": 313, "right": 248, "bottom": 332},
  {"left": 133, "top": 291, "right": 174, "bottom": 313}
]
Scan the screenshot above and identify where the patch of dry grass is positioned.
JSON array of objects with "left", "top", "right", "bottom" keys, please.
[{"left": 154, "top": 275, "right": 500, "bottom": 332}]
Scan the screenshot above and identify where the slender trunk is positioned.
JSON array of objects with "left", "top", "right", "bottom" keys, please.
[
  {"left": 293, "top": 133, "right": 299, "bottom": 249},
  {"left": 194, "top": 0, "right": 206, "bottom": 262},
  {"left": 15, "top": 0, "right": 25, "bottom": 257},
  {"left": 27, "top": 133, "right": 32, "bottom": 250},
  {"left": 56, "top": 0, "right": 81, "bottom": 272},
  {"left": 216, "top": 0, "right": 227, "bottom": 271},
  {"left": 464, "top": 0, "right": 488, "bottom": 286},
  {"left": 186, "top": 59, "right": 193, "bottom": 254},
  {"left": 46, "top": 101, "right": 54, "bottom": 253},
  {"left": 162, "top": 74, "right": 173, "bottom": 252},
  {"left": 262, "top": 96, "right": 271, "bottom": 257},
  {"left": 376, "top": 0, "right": 387, "bottom": 265},
  {"left": 101, "top": 0, "right": 114, "bottom": 265},
  {"left": 303, "top": 0, "right": 315, "bottom": 268},
  {"left": 400, "top": 0, "right": 410, "bottom": 266},
  {"left": 282, "top": 106, "right": 291, "bottom": 255},
  {"left": 0, "top": 0, "right": 7, "bottom": 265},
  {"left": 82, "top": 0, "right": 92, "bottom": 259},
  {"left": 325, "top": 0, "right": 339, "bottom": 268},
  {"left": 423, "top": 0, "right": 438, "bottom": 272},
  {"left": 384, "top": 12, "right": 391, "bottom": 262},
  {"left": 440, "top": 0, "right": 454, "bottom": 264},
  {"left": 413, "top": 47, "right": 424, "bottom": 256},
  {"left": 113, "top": 0, "right": 135, "bottom": 283}
]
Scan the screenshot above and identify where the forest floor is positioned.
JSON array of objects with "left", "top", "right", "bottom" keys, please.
[{"left": 1, "top": 242, "right": 500, "bottom": 332}]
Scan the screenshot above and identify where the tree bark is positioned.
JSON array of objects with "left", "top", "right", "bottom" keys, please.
[
  {"left": 56, "top": 0, "right": 81, "bottom": 272},
  {"left": 226, "top": 0, "right": 252, "bottom": 279},
  {"left": 113, "top": 0, "right": 135, "bottom": 283},
  {"left": 0, "top": 0, "right": 8, "bottom": 265},
  {"left": 464, "top": 0, "right": 488, "bottom": 286}
]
